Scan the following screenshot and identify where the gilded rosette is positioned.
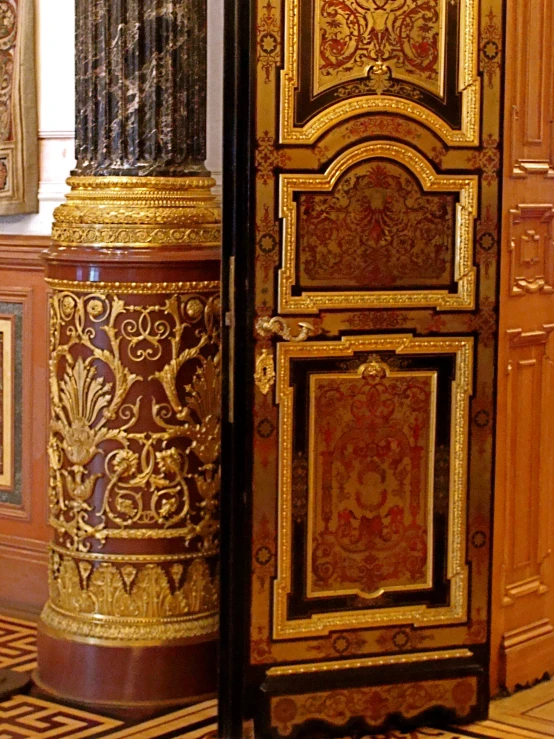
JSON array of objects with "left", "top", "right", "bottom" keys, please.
[{"left": 52, "top": 176, "right": 221, "bottom": 249}]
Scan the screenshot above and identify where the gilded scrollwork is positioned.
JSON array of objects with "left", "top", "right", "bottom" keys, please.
[{"left": 48, "top": 285, "right": 221, "bottom": 555}]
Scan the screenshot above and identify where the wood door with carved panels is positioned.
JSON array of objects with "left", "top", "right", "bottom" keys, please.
[
  {"left": 221, "top": 0, "right": 504, "bottom": 736},
  {"left": 490, "top": 0, "right": 554, "bottom": 694}
]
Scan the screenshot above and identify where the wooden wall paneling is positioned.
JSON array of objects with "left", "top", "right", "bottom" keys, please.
[
  {"left": 492, "top": 0, "right": 554, "bottom": 693},
  {"left": 0, "top": 237, "right": 49, "bottom": 613},
  {"left": 509, "top": 0, "right": 554, "bottom": 177}
]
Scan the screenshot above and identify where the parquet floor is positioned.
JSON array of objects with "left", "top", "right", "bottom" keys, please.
[{"left": 1, "top": 613, "right": 554, "bottom": 738}]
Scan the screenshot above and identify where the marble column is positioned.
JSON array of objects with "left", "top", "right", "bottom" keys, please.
[{"left": 35, "top": 0, "right": 221, "bottom": 713}]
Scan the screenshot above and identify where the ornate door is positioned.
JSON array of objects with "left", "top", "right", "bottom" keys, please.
[{"left": 221, "top": 0, "right": 504, "bottom": 736}]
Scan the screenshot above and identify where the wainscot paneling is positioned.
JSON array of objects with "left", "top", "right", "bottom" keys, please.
[{"left": 0, "top": 236, "right": 49, "bottom": 613}]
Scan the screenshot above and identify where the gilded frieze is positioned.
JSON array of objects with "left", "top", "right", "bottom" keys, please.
[
  {"left": 48, "top": 286, "right": 220, "bottom": 552},
  {"left": 43, "top": 550, "right": 219, "bottom": 642}
]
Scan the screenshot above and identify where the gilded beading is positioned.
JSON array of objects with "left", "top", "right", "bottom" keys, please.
[{"left": 52, "top": 176, "right": 221, "bottom": 249}]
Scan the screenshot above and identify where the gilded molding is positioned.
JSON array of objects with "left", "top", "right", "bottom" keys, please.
[
  {"left": 46, "top": 280, "right": 220, "bottom": 295},
  {"left": 267, "top": 649, "right": 474, "bottom": 676},
  {"left": 40, "top": 602, "right": 219, "bottom": 643},
  {"left": 273, "top": 334, "right": 473, "bottom": 639},
  {"left": 52, "top": 177, "right": 221, "bottom": 249},
  {"left": 279, "top": 141, "right": 478, "bottom": 313}
]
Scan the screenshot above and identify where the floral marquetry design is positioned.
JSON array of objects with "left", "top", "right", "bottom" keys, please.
[
  {"left": 298, "top": 161, "right": 455, "bottom": 290},
  {"left": 309, "top": 368, "right": 436, "bottom": 598},
  {"left": 271, "top": 678, "right": 478, "bottom": 736},
  {"left": 316, "top": 0, "right": 444, "bottom": 96}
]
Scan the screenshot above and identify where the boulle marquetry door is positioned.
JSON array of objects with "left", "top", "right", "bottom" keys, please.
[{"left": 221, "top": 0, "right": 504, "bottom": 736}]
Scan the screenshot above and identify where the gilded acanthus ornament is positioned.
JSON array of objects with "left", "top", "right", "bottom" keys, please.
[{"left": 48, "top": 285, "right": 221, "bottom": 553}]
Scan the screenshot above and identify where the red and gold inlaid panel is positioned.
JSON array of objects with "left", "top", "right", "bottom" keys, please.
[
  {"left": 315, "top": 0, "right": 445, "bottom": 97},
  {"left": 309, "top": 365, "right": 436, "bottom": 598},
  {"left": 279, "top": 142, "right": 477, "bottom": 312},
  {"left": 236, "top": 0, "right": 504, "bottom": 728},
  {"left": 271, "top": 677, "right": 478, "bottom": 736},
  {"left": 280, "top": 0, "right": 480, "bottom": 144},
  {"left": 298, "top": 159, "right": 455, "bottom": 290}
]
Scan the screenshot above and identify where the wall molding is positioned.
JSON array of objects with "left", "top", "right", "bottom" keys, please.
[{"left": 0, "top": 236, "right": 48, "bottom": 270}]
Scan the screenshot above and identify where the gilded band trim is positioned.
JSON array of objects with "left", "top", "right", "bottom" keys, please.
[
  {"left": 267, "top": 648, "right": 474, "bottom": 676},
  {"left": 46, "top": 279, "right": 221, "bottom": 294}
]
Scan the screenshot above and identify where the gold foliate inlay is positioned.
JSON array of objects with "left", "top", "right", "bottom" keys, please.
[
  {"left": 52, "top": 176, "right": 221, "bottom": 248},
  {"left": 48, "top": 287, "right": 221, "bottom": 553},
  {"left": 279, "top": 141, "right": 478, "bottom": 313},
  {"left": 274, "top": 334, "right": 473, "bottom": 639}
]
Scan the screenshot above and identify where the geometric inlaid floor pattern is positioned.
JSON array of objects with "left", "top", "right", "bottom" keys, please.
[{"left": 1, "top": 614, "right": 554, "bottom": 738}]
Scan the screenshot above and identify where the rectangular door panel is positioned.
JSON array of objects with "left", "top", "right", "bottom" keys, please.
[{"left": 221, "top": 0, "right": 503, "bottom": 733}]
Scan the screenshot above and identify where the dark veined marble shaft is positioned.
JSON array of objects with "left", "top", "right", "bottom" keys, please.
[{"left": 74, "top": 0, "right": 207, "bottom": 176}]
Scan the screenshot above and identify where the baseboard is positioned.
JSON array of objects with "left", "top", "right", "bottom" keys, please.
[{"left": 501, "top": 621, "right": 554, "bottom": 691}]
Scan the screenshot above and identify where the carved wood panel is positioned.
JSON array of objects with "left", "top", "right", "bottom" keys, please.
[
  {"left": 507, "top": 0, "right": 554, "bottom": 178},
  {"left": 491, "top": 0, "right": 554, "bottom": 694}
]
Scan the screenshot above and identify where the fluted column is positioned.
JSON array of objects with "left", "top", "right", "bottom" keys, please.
[{"left": 35, "top": 0, "right": 221, "bottom": 713}]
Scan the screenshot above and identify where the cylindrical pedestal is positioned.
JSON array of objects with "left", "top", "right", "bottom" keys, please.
[{"left": 36, "top": 177, "right": 221, "bottom": 711}]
